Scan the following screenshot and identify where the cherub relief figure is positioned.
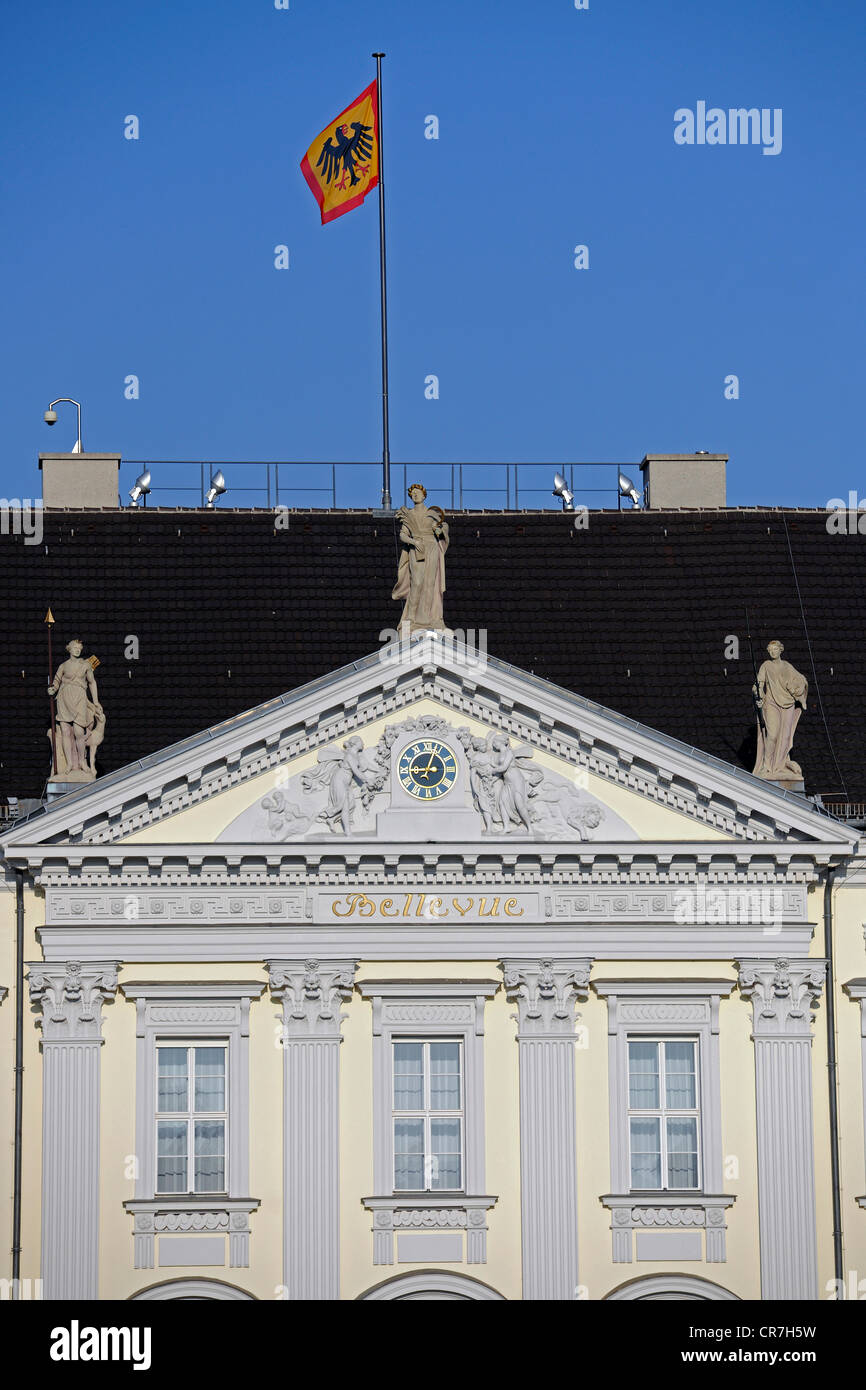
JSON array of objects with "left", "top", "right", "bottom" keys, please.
[{"left": 302, "top": 736, "right": 382, "bottom": 835}]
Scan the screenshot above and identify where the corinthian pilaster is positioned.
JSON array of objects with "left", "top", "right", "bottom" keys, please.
[
  {"left": 268, "top": 959, "right": 357, "bottom": 1300},
  {"left": 28, "top": 960, "right": 120, "bottom": 1300},
  {"left": 737, "top": 957, "right": 826, "bottom": 1301},
  {"left": 501, "top": 957, "right": 592, "bottom": 1300}
]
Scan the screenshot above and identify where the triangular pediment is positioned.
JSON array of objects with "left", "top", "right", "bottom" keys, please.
[{"left": 1, "top": 638, "right": 855, "bottom": 852}]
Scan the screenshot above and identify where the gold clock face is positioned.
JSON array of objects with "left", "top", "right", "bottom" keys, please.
[{"left": 397, "top": 739, "right": 458, "bottom": 800}]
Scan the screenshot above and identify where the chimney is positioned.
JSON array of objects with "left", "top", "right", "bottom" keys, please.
[
  {"left": 39, "top": 453, "right": 121, "bottom": 509},
  {"left": 640, "top": 453, "right": 727, "bottom": 509}
]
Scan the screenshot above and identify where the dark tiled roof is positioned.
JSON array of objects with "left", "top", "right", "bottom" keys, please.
[{"left": 1, "top": 508, "right": 862, "bottom": 803}]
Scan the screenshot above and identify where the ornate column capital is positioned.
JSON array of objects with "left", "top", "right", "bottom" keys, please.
[
  {"left": 28, "top": 960, "right": 120, "bottom": 1041},
  {"left": 268, "top": 958, "right": 357, "bottom": 1039},
  {"left": 500, "top": 957, "right": 592, "bottom": 1036},
  {"left": 737, "top": 957, "right": 826, "bottom": 1037}
]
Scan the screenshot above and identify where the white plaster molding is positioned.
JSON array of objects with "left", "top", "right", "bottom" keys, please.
[
  {"left": 502, "top": 958, "right": 592, "bottom": 1037},
  {"left": 601, "top": 1196, "right": 735, "bottom": 1265},
  {"left": 27, "top": 959, "right": 120, "bottom": 1300},
  {"left": 843, "top": 979, "right": 866, "bottom": 1219},
  {"left": 359, "top": 1269, "right": 506, "bottom": 1300},
  {"left": 124, "top": 1198, "right": 260, "bottom": 1270},
  {"left": 131, "top": 1276, "right": 255, "bottom": 1300},
  {"left": 501, "top": 958, "right": 591, "bottom": 1300},
  {"left": 28, "top": 959, "right": 120, "bottom": 1041},
  {"left": 362, "top": 1195, "right": 498, "bottom": 1267},
  {"left": 268, "top": 959, "right": 357, "bottom": 1299},
  {"left": 124, "top": 979, "right": 264, "bottom": 1266},
  {"left": 18, "top": 840, "right": 844, "bottom": 889},
  {"left": 595, "top": 979, "right": 734, "bottom": 1263},
  {"left": 269, "top": 958, "right": 356, "bottom": 1040},
  {"left": 2, "top": 644, "right": 856, "bottom": 851},
  {"left": 738, "top": 957, "right": 826, "bottom": 1038},
  {"left": 37, "top": 919, "right": 817, "bottom": 965},
  {"left": 737, "top": 958, "right": 825, "bottom": 1300},
  {"left": 359, "top": 980, "right": 499, "bottom": 1266},
  {"left": 605, "top": 1273, "right": 740, "bottom": 1301}
]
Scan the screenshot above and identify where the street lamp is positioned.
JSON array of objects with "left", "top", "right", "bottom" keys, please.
[{"left": 43, "top": 398, "right": 83, "bottom": 453}]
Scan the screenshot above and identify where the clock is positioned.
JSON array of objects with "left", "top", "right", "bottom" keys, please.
[{"left": 397, "top": 738, "right": 458, "bottom": 800}]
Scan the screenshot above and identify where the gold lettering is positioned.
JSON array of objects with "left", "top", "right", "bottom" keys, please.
[
  {"left": 478, "top": 897, "right": 500, "bottom": 917},
  {"left": 451, "top": 897, "right": 474, "bottom": 916},
  {"left": 379, "top": 898, "right": 398, "bottom": 917},
  {"left": 503, "top": 897, "right": 524, "bottom": 917},
  {"left": 332, "top": 893, "right": 363, "bottom": 917},
  {"left": 403, "top": 894, "right": 413, "bottom": 917},
  {"left": 427, "top": 897, "right": 447, "bottom": 917},
  {"left": 416, "top": 894, "right": 427, "bottom": 917}
]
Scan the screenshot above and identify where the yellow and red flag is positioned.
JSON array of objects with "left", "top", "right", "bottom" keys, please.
[{"left": 300, "top": 80, "right": 380, "bottom": 224}]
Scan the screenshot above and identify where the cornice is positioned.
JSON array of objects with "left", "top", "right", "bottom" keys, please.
[
  {"left": 1, "top": 642, "right": 855, "bottom": 851},
  {"left": 9, "top": 839, "right": 848, "bottom": 887}
]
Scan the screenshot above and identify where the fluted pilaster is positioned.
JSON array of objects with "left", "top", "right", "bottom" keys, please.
[
  {"left": 502, "top": 958, "right": 592, "bottom": 1300},
  {"left": 738, "top": 957, "right": 825, "bottom": 1301},
  {"left": 269, "top": 959, "right": 356, "bottom": 1300},
  {"left": 28, "top": 960, "right": 120, "bottom": 1300}
]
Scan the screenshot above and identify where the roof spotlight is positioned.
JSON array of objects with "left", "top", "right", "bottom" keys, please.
[
  {"left": 618, "top": 472, "right": 642, "bottom": 508},
  {"left": 552, "top": 472, "right": 575, "bottom": 512},
  {"left": 129, "top": 470, "right": 152, "bottom": 507},
  {"left": 205, "top": 470, "right": 227, "bottom": 509}
]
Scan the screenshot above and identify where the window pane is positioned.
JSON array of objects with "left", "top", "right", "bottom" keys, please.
[
  {"left": 664, "top": 1042, "right": 697, "bottom": 1109},
  {"left": 157, "top": 1048, "right": 188, "bottom": 1113},
  {"left": 194, "top": 1047, "right": 226, "bottom": 1112},
  {"left": 393, "top": 1043, "right": 424, "bottom": 1111},
  {"left": 429, "top": 1042, "right": 461, "bottom": 1110},
  {"left": 667, "top": 1117, "right": 699, "bottom": 1188},
  {"left": 394, "top": 1118, "right": 424, "bottom": 1189},
  {"left": 430, "top": 1118, "right": 462, "bottom": 1189},
  {"left": 630, "top": 1117, "right": 661, "bottom": 1188},
  {"left": 157, "top": 1121, "right": 188, "bottom": 1193},
  {"left": 628, "top": 1042, "right": 659, "bottom": 1108},
  {"left": 194, "top": 1120, "right": 225, "bottom": 1192}
]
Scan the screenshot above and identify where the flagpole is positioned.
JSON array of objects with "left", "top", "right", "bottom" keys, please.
[
  {"left": 372, "top": 52, "right": 392, "bottom": 511},
  {"left": 45, "top": 608, "right": 58, "bottom": 775}
]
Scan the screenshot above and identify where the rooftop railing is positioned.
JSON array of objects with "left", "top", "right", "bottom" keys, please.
[{"left": 119, "top": 460, "right": 640, "bottom": 512}]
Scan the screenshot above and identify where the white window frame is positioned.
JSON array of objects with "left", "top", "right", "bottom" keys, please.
[
  {"left": 391, "top": 1037, "right": 465, "bottom": 1193},
  {"left": 155, "top": 1040, "right": 229, "bottom": 1197},
  {"left": 626, "top": 1035, "right": 701, "bottom": 1192},
  {"left": 596, "top": 981, "right": 735, "bottom": 1264},
  {"left": 360, "top": 981, "right": 499, "bottom": 1267},
  {"left": 124, "top": 982, "right": 264, "bottom": 1202}
]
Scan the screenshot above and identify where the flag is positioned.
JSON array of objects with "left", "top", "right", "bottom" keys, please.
[{"left": 300, "top": 80, "right": 380, "bottom": 225}]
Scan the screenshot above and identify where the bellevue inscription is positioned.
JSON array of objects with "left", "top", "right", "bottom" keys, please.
[{"left": 330, "top": 892, "right": 527, "bottom": 919}]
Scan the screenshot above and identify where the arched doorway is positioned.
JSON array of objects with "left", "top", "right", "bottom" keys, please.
[
  {"left": 131, "top": 1277, "right": 256, "bottom": 1301},
  {"left": 606, "top": 1274, "right": 740, "bottom": 1301},
  {"left": 359, "top": 1271, "right": 505, "bottom": 1301}
]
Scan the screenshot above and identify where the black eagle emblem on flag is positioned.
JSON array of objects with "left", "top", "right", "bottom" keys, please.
[{"left": 316, "top": 121, "right": 375, "bottom": 188}]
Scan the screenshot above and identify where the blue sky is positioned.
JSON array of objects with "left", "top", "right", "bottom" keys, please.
[{"left": 1, "top": 0, "right": 864, "bottom": 509}]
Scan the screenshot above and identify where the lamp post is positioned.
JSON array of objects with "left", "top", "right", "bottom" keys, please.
[{"left": 43, "top": 398, "right": 83, "bottom": 453}]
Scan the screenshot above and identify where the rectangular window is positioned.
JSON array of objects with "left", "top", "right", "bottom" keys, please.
[
  {"left": 392, "top": 1040, "right": 463, "bottom": 1192},
  {"left": 627, "top": 1039, "right": 700, "bottom": 1190},
  {"left": 156, "top": 1044, "right": 227, "bottom": 1195}
]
